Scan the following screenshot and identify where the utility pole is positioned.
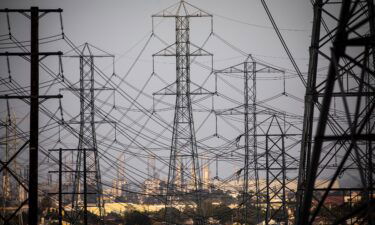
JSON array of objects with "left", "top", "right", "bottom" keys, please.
[
  {"left": 29, "top": 8, "right": 39, "bottom": 224},
  {"left": 0, "top": 7, "right": 62, "bottom": 225}
]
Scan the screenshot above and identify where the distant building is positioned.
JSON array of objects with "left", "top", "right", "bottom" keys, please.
[
  {"left": 143, "top": 178, "right": 166, "bottom": 203},
  {"left": 201, "top": 159, "right": 211, "bottom": 190},
  {"left": 112, "top": 178, "right": 127, "bottom": 198},
  {"left": 144, "top": 178, "right": 162, "bottom": 196}
]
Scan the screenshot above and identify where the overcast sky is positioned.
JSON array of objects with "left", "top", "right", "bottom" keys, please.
[{"left": 0, "top": 0, "right": 314, "bottom": 187}]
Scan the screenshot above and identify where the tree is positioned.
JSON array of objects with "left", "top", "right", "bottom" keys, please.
[
  {"left": 212, "top": 205, "right": 233, "bottom": 224},
  {"left": 40, "top": 196, "right": 53, "bottom": 213},
  {"left": 156, "top": 207, "right": 182, "bottom": 224},
  {"left": 124, "top": 210, "right": 151, "bottom": 225}
]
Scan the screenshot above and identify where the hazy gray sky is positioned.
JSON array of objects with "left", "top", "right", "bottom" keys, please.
[
  {"left": 0, "top": 0, "right": 313, "bottom": 186},
  {"left": 0, "top": 0, "right": 312, "bottom": 67}
]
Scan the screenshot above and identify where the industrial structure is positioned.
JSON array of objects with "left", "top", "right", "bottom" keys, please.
[
  {"left": 152, "top": 1, "right": 213, "bottom": 224},
  {"left": 0, "top": 0, "right": 374, "bottom": 225},
  {"left": 296, "top": 0, "right": 375, "bottom": 224}
]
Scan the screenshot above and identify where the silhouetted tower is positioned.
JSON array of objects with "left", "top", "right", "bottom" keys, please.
[
  {"left": 54, "top": 43, "right": 114, "bottom": 225},
  {"left": 256, "top": 114, "right": 300, "bottom": 225},
  {"left": 152, "top": 1, "right": 213, "bottom": 224},
  {"left": 216, "top": 56, "right": 287, "bottom": 224},
  {"left": 71, "top": 43, "right": 105, "bottom": 223},
  {"left": 265, "top": 116, "right": 288, "bottom": 224},
  {"left": 216, "top": 55, "right": 259, "bottom": 223},
  {"left": 296, "top": 0, "right": 375, "bottom": 224}
]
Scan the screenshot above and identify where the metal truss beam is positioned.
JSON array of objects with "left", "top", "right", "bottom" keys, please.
[{"left": 297, "top": 0, "right": 375, "bottom": 224}]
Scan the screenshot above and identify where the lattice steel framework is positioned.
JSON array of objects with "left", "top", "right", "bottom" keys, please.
[
  {"left": 71, "top": 43, "right": 105, "bottom": 224},
  {"left": 215, "top": 56, "right": 259, "bottom": 224},
  {"left": 215, "top": 57, "right": 295, "bottom": 225},
  {"left": 256, "top": 114, "right": 300, "bottom": 225},
  {"left": 296, "top": 0, "right": 375, "bottom": 224},
  {"left": 50, "top": 43, "right": 114, "bottom": 225},
  {"left": 152, "top": 1, "right": 213, "bottom": 224}
]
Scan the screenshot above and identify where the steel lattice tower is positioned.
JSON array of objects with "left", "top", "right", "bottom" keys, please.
[
  {"left": 216, "top": 56, "right": 259, "bottom": 224},
  {"left": 256, "top": 114, "right": 300, "bottom": 225},
  {"left": 216, "top": 56, "right": 290, "bottom": 224},
  {"left": 71, "top": 43, "right": 105, "bottom": 224},
  {"left": 264, "top": 116, "right": 289, "bottom": 224},
  {"left": 52, "top": 43, "right": 114, "bottom": 225},
  {"left": 152, "top": 1, "right": 213, "bottom": 224},
  {"left": 296, "top": 0, "right": 375, "bottom": 224}
]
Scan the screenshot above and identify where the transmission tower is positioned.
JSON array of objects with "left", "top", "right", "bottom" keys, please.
[
  {"left": 216, "top": 56, "right": 259, "bottom": 224},
  {"left": 296, "top": 0, "right": 375, "bottom": 224},
  {"left": 152, "top": 1, "right": 213, "bottom": 224},
  {"left": 216, "top": 56, "right": 291, "bottom": 224},
  {"left": 49, "top": 43, "right": 115, "bottom": 225},
  {"left": 74, "top": 43, "right": 105, "bottom": 223},
  {"left": 255, "top": 114, "right": 300, "bottom": 225},
  {"left": 67, "top": 43, "right": 115, "bottom": 224}
]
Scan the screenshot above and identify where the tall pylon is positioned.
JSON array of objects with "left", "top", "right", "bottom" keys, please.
[
  {"left": 296, "top": 0, "right": 375, "bottom": 224},
  {"left": 256, "top": 114, "right": 300, "bottom": 225},
  {"left": 55, "top": 43, "right": 114, "bottom": 224},
  {"left": 216, "top": 56, "right": 287, "bottom": 224},
  {"left": 50, "top": 42, "right": 114, "bottom": 225},
  {"left": 216, "top": 55, "right": 260, "bottom": 224},
  {"left": 152, "top": 1, "right": 213, "bottom": 224},
  {"left": 72, "top": 43, "right": 105, "bottom": 224}
]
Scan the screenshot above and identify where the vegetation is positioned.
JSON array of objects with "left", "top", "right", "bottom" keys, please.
[{"left": 124, "top": 210, "right": 151, "bottom": 225}]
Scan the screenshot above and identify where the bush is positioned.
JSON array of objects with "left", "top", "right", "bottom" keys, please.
[{"left": 124, "top": 210, "right": 151, "bottom": 225}]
